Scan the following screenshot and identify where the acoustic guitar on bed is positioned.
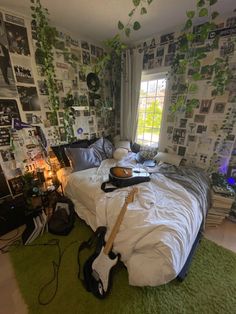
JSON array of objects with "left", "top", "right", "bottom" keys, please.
[{"left": 83, "top": 188, "right": 138, "bottom": 299}]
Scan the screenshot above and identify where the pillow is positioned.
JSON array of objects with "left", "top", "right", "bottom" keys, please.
[
  {"left": 65, "top": 147, "right": 101, "bottom": 172},
  {"left": 136, "top": 145, "right": 158, "bottom": 163},
  {"left": 51, "top": 139, "right": 89, "bottom": 167},
  {"left": 114, "top": 140, "right": 131, "bottom": 151},
  {"left": 113, "top": 148, "right": 129, "bottom": 160},
  {"left": 154, "top": 152, "right": 183, "bottom": 167},
  {"left": 89, "top": 137, "right": 114, "bottom": 160}
]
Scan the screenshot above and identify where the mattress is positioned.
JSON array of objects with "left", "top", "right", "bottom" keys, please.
[{"left": 62, "top": 156, "right": 210, "bottom": 287}]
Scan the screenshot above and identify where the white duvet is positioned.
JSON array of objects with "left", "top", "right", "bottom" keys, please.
[{"left": 64, "top": 156, "right": 202, "bottom": 287}]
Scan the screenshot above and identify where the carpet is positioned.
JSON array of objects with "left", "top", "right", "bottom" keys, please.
[{"left": 10, "top": 219, "right": 236, "bottom": 314}]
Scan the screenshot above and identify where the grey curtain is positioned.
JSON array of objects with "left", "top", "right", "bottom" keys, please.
[{"left": 120, "top": 48, "right": 143, "bottom": 142}]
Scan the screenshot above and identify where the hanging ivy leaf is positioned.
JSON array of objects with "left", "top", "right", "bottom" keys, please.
[
  {"left": 211, "top": 11, "right": 219, "bottom": 19},
  {"left": 118, "top": 21, "right": 124, "bottom": 30},
  {"left": 209, "top": 0, "right": 217, "bottom": 5},
  {"left": 197, "top": 0, "right": 205, "bottom": 7},
  {"left": 147, "top": 0, "right": 153, "bottom": 4},
  {"left": 192, "top": 72, "right": 202, "bottom": 80},
  {"left": 133, "top": 0, "right": 140, "bottom": 6},
  {"left": 199, "top": 8, "right": 208, "bottom": 17},
  {"left": 184, "top": 19, "right": 193, "bottom": 30},
  {"left": 125, "top": 28, "right": 131, "bottom": 37},
  {"left": 133, "top": 21, "right": 141, "bottom": 30},
  {"left": 141, "top": 7, "right": 147, "bottom": 15},
  {"left": 186, "top": 10, "right": 195, "bottom": 19},
  {"left": 128, "top": 9, "right": 135, "bottom": 17}
]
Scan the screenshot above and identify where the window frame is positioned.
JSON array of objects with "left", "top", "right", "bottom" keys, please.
[{"left": 136, "top": 71, "right": 169, "bottom": 148}]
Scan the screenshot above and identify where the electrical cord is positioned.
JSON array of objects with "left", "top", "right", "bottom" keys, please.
[{"left": 0, "top": 238, "right": 79, "bottom": 306}]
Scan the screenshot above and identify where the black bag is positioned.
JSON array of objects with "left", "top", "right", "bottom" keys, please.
[
  {"left": 48, "top": 197, "right": 75, "bottom": 235},
  {"left": 101, "top": 167, "right": 150, "bottom": 193}
]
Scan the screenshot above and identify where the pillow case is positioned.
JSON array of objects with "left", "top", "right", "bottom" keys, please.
[
  {"left": 90, "top": 137, "right": 114, "bottom": 160},
  {"left": 114, "top": 140, "right": 131, "bottom": 151},
  {"left": 51, "top": 139, "right": 90, "bottom": 167},
  {"left": 154, "top": 152, "right": 182, "bottom": 167},
  {"left": 65, "top": 147, "right": 101, "bottom": 172}
]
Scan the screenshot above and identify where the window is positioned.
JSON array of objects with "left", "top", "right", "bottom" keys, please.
[{"left": 136, "top": 75, "right": 166, "bottom": 147}]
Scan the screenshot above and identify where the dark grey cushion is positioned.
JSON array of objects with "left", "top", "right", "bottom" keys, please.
[
  {"left": 89, "top": 137, "right": 114, "bottom": 161},
  {"left": 65, "top": 147, "right": 101, "bottom": 172}
]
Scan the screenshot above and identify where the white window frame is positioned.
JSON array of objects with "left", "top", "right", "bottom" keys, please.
[{"left": 136, "top": 71, "right": 169, "bottom": 149}]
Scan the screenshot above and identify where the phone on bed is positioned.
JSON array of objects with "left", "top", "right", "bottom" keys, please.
[{"left": 143, "top": 160, "right": 156, "bottom": 167}]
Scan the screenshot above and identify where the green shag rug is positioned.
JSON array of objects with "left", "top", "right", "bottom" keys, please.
[{"left": 10, "top": 219, "right": 236, "bottom": 314}]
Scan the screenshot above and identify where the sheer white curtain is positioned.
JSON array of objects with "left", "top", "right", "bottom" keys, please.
[{"left": 120, "top": 48, "right": 143, "bottom": 142}]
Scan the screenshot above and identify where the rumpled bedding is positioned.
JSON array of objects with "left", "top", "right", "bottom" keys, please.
[{"left": 64, "top": 153, "right": 211, "bottom": 286}]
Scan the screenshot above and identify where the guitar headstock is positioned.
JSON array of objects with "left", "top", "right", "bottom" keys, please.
[{"left": 125, "top": 187, "right": 138, "bottom": 204}]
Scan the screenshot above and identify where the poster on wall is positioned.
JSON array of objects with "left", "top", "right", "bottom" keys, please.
[
  {"left": 0, "top": 127, "right": 10, "bottom": 146},
  {"left": 17, "top": 86, "right": 40, "bottom": 111},
  {"left": 0, "top": 12, "right": 17, "bottom": 97},
  {"left": 5, "top": 22, "right": 30, "bottom": 56},
  {"left": 12, "top": 55, "right": 34, "bottom": 84},
  {"left": 0, "top": 99, "right": 21, "bottom": 126}
]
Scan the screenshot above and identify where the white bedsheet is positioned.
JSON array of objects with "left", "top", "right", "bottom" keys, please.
[{"left": 63, "top": 157, "right": 202, "bottom": 287}]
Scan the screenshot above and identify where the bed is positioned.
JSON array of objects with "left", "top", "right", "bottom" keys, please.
[{"left": 57, "top": 152, "right": 211, "bottom": 287}]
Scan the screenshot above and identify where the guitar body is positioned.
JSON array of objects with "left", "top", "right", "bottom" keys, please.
[
  {"left": 82, "top": 189, "right": 137, "bottom": 299},
  {"left": 83, "top": 246, "right": 119, "bottom": 298}
]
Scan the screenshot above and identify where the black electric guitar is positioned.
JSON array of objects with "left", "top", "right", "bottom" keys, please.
[{"left": 83, "top": 188, "right": 137, "bottom": 299}]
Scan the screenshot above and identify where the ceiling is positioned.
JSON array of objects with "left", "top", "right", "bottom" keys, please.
[{"left": 0, "top": 0, "right": 235, "bottom": 44}]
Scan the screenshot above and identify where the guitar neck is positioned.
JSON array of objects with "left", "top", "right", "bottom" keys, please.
[{"left": 103, "top": 201, "right": 129, "bottom": 255}]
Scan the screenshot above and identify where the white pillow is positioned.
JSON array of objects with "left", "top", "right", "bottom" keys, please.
[
  {"left": 113, "top": 148, "right": 129, "bottom": 160},
  {"left": 114, "top": 140, "right": 131, "bottom": 151},
  {"left": 154, "top": 152, "right": 182, "bottom": 167}
]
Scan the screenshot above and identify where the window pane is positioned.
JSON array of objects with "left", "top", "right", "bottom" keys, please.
[{"left": 136, "top": 76, "right": 166, "bottom": 147}]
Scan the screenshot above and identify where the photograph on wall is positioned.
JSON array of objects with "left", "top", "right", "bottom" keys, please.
[
  {"left": 17, "top": 86, "right": 40, "bottom": 111},
  {"left": 55, "top": 79, "right": 64, "bottom": 92},
  {"left": 196, "top": 125, "right": 207, "bottom": 134},
  {"left": 82, "top": 50, "right": 90, "bottom": 65},
  {"left": 228, "top": 91, "right": 236, "bottom": 103},
  {"left": 187, "top": 122, "right": 197, "bottom": 134},
  {"left": 96, "top": 47, "right": 103, "bottom": 58},
  {"left": 194, "top": 114, "right": 206, "bottom": 123},
  {"left": 207, "top": 119, "right": 221, "bottom": 136},
  {"left": 0, "top": 148, "right": 14, "bottom": 161},
  {"left": 25, "top": 113, "right": 42, "bottom": 124},
  {"left": 200, "top": 65, "right": 214, "bottom": 80},
  {"left": 217, "top": 141, "right": 233, "bottom": 156},
  {"left": 226, "top": 16, "right": 236, "bottom": 28},
  {"left": 226, "top": 79, "right": 236, "bottom": 92},
  {"left": 4, "top": 13, "right": 24, "bottom": 26},
  {"left": 168, "top": 42, "right": 176, "bottom": 54},
  {"left": 0, "top": 13, "right": 17, "bottom": 97},
  {"left": 179, "top": 118, "right": 187, "bottom": 128},
  {"left": 220, "top": 39, "right": 234, "bottom": 57},
  {"left": 45, "top": 112, "right": 58, "bottom": 127},
  {"left": 199, "top": 99, "right": 212, "bottom": 113},
  {"left": 37, "top": 80, "right": 48, "bottom": 95},
  {"left": 0, "top": 127, "right": 10, "bottom": 146},
  {"left": 81, "top": 41, "right": 89, "bottom": 50},
  {"left": 164, "top": 54, "right": 174, "bottom": 66},
  {"left": 178, "top": 146, "right": 186, "bottom": 156},
  {"left": 172, "top": 128, "right": 186, "bottom": 145},
  {"left": 213, "top": 102, "right": 226, "bottom": 114},
  {"left": 160, "top": 32, "right": 174, "bottom": 45},
  {"left": 71, "top": 48, "right": 81, "bottom": 63},
  {"left": 155, "top": 57, "right": 163, "bottom": 67},
  {"left": 8, "top": 176, "right": 23, "bottom": 196},
  {"left": 5, "top": 22, "right": 30, "bottom": 56},
  {"left": 0, "top": 99, "right": 21, "bottom": 126},
  {"left": 12, "top": 56, "right": 34, "bottom": 84}
]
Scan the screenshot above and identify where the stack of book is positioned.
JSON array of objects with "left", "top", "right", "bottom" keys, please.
[
  {"left": 206, "top": 192, "right": 235, "bottom": 227},
  {"left": 22, "top": 210, "right": 48, "bottom": 245}
]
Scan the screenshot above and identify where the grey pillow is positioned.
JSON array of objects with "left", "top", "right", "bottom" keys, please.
[
  {"left": 89, "top": 137, "right": 114, "bottom": 160},
  {"left": 65, "top": 147, "right": 101, "bottom": 172}
]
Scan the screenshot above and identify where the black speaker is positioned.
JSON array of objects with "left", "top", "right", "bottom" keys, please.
[{"left": 0, "top": 197, "right": 27, "bottom": 236}]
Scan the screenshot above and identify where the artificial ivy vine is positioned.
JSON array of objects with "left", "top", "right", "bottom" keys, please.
[
  {"left": 31, "top": 0, "right": 76, "bottom": 143},
  {"left": 169, "top": 0, "right": 233, "bottom": 114}
]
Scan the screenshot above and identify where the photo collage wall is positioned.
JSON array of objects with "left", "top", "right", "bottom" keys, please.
[
  {"left": 0, "top": 8, "right": 115, "bottom": 194},
  {"left": 140, "top": 14, "right": 236, "bottom": 175}
]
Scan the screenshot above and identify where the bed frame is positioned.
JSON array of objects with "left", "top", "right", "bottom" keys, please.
[{"left": 177, "top": 223, "right": 203, "bottom": 281}]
